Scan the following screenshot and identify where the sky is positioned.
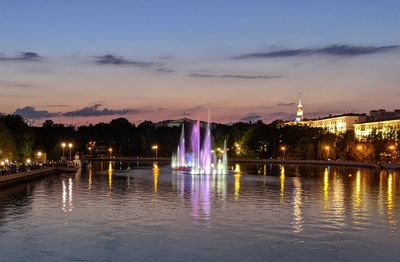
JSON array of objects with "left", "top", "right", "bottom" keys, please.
[{"left": 0, "top": 0, "right": 400, "bottom": 125}]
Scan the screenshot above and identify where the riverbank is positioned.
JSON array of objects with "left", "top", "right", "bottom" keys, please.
[
  {"left": 85, "top": 157, "right": 400, "bottom": 170},
  {"left": 0, "top": 166, "right": 77, "bottom": 187}
]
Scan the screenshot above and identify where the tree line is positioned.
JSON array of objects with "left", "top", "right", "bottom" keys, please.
[{"left": 0, "top": 115, "right": 398, "bottom": 162}]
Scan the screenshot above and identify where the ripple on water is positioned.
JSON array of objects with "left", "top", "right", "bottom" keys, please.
[{"left": 0, "top": 164, "right": 399, "bottom": 261}]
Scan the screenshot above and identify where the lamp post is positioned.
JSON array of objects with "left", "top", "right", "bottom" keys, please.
[
  {"left": 68, "top": 143, "right": 73, "bottom": 161},
  {"left": 152, "top": 145, "right": 158, "bottom": 158},
  {"left": 61, "top": 142, "right": 66, "bottom": 158},
  {"left": 281, "top": 146, "right": 286, "bottom": 159},
  {"left": 109, "top": 148, "right": 113, "bottom": 158},
  {"left": 357, "top": 145, "right": 363, "bottom": 161}
]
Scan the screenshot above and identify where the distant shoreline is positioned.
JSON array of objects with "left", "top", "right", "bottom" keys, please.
[{"left": 85, "top": 157, "right": 400, "bottom": 170}]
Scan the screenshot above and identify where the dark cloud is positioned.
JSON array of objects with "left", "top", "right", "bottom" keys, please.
[
  {"left": 276, "top": 102, "right": 295, "bottom": 107},
  {"left": 95, "top": 54, "right": 157, "bottom": 67},
  {"left": 241, "top": 114, "right": 262, "bottom": 122},
  {"left": 233, "top": 44, "right": 400, "bottom": 59},
  {"left": 14, "top": 106, "right": 58, "bottom": 119},
  {"left": 189, "top": 73, "right": 281, "bottom": 79},
  {"left": 157, "top": 68, "right": 174, "bottom": 73},
  {"left": 63, "top": 104, "right": 136, "bottom": 117},
  {"left": 0, "top": 52, "right": 43, "bottom": 62}
]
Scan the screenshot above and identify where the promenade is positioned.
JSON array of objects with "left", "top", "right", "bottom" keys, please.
[{"left": 0, "top": 166, "right": 77, "bottom": 187}]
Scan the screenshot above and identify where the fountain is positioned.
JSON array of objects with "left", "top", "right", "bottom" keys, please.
[{"left": 171, "top": 112, "right": 228, "bottom": 175}]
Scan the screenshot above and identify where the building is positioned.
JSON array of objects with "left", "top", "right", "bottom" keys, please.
[
  {"left": 308, "top": 114, "right": 367, "bottom": 134},
  {"left": 354, "top": 118, "right": 400, "bottom": 140},
  {"left": 295, "top": 93, "right": 304, "bottom": 122},
  {"left": 368, "top": 109, "right": 400, "bottom": 122}
]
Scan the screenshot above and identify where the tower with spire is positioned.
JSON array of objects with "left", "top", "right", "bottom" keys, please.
[{"left": 295, "top": 92, "right": 304, "bottom": 122}]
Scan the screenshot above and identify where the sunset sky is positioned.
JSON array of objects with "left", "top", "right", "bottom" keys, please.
[{"left": 1, "top": 0, "right": 399, "bottom": 125}]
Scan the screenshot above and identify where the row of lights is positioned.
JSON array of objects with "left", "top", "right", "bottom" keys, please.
[{"left": 61, "top": 142, "right": 74, "bottom": 161}]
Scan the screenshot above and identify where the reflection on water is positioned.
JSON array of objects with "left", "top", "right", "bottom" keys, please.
[
  {"left": 153, "top": 163, "right": 159, "bottom": 193},
  {"left": 108, "top": 162, "right": 113, "bottom": 191},
  {"left": 191, "top": 174, "right": 211, "bottom": 221},
  {"left": 88, "top": 166, "right": 93, "bottom": 191},
  {"left": 292, "top": 177, "right": 303, "bottom": 233},
  {"left": 280, "top": 165, "right": 285, "bottom": 203},
  {"left": 62, "top": 177, "right": 73, "bottom": 212},
  {"left": 387, "top": 172, "right": 396, "bottom": 230},
  {"left": 1, "top": 162, "right": 400, "bottom": 261},
  {"left": 323, "top": 167, "right": 329, "bottom": 209}
]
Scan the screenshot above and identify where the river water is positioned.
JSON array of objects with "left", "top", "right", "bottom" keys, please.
[{"left": 0, "top": 162, "right": 399, "bottom": 261}]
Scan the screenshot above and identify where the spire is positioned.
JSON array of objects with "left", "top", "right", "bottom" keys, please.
[
  {"left": 298, "top": 92, "right": 302, "bottom": 107},
  {"left": 295, "top": 92, "right": 304, "bottom": 122}
]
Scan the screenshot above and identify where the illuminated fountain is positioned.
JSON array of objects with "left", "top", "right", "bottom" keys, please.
[{"left": 171, "top": 116, "right": 228, "bottom": 175}]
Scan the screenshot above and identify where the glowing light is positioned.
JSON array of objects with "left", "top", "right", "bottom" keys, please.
[
  {"left": 152, "top": 145, "right": 158, "bottom": 158},
  {"left": 61, "top": 142, "right": 66, "bottom": 148},
  {"left": 37, "top": 151, "right": 42, "bottom": 157},
  {"left": 26, "top": 158, "right": 31, "bottom": 164},
  {"left": 68, "top": 143, "right": 73, "bottom": 149},
  {"left": 234, "top": 163, "right": 241, "bottom": 173}
]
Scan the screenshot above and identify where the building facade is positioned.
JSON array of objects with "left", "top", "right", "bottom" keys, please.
[
  {"left": 308, "top": 115, "right": 367, "bottom": 134},
  {"left": 354, "top": 119, "right": 400, "bottom": 140}
]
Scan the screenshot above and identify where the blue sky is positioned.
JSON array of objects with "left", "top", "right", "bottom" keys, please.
[{"left": 1, "top": 0, "right": 400, "bottom": 124}]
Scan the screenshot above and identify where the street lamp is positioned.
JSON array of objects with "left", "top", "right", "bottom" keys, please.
[
  {"left": 109, "top": 148, "right": 113, "bottom": 158},
  {"left": 61, "top": 142, "right": 66, "bottom": 158},
  {"left": 152, "top": 145, "right": 158, "bottom": 158},
  {"left": 388, "top": 145, "right": 397, "bottom": 161},
  {"left": 324, "top": 145, "right": 330, "bottom": 160},
  {"left": 280, "top": 146, "right": 286, "bottom": 159},
  {"left": 68, "top": 143, "right": 73, "bottom": 161}
]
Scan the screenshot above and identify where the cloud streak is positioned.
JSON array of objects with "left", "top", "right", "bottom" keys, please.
[
  {"left": 189, "top": 73, "right": 281, "bottom": 79},
  {"left": 14, "top": 104, "right": 141, "bottom": 119},
  {"left": 95, "top": 54, "right": 158, "bottom": 67},
  {"left": 233, "top": 44, "right": 400, "bottom": 59},
  {"left": 62, "top": 104, "right": 139, "bottom": 117},
  {"left": 0, "top": 52, "right": 43, "bottom": 62},
  {"left": 0, "top": 80, "right": 32, "bottom": 88},
  {"left": 276, "top": 102, "right": 295, "bottom": 107}
]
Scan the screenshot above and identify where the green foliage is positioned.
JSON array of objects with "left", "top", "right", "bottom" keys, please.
[{"left": 1, "top": 114, "right": 399, "bottom": 162}]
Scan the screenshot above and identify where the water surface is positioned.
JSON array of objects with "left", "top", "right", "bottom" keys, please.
[{"left": 0, "top": 162, "right": 399, "bottom": 261}]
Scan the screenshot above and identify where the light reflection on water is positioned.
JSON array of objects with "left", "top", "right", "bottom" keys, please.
[{"left": 0, "top": 162, "right": 399, "bottom": 261}]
